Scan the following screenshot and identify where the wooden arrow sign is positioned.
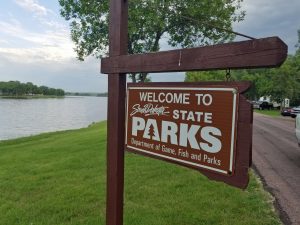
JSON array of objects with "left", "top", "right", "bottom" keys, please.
[{"left": 101, "top": 36, "right": 287, "bottom": 74}]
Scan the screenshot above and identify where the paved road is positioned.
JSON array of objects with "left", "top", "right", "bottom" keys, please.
[{"left": 253, "top": 113, "right": 300, "bottom": 225}]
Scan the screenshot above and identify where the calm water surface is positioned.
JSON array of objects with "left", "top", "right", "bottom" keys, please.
[{"left": 0, "top": 97, "right": 107, "bottom": 140}]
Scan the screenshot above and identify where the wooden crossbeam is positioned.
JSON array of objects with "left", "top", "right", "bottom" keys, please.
[{"left": 101, "top": 37, "right": 287, "bottom": 74}]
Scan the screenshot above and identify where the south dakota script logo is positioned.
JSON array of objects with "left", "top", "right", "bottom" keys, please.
[{"left": 130, "top": 104, "right": 170, "bottom": 117}]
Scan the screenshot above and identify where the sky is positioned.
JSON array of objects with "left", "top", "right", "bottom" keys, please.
[{"left": 0, "top": 0, "right": 299, "bottom": 93}]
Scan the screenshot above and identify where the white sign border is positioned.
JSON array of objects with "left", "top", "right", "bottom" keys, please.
[{"left": 125, "top": 86, "right": 238, "bottom": 175}]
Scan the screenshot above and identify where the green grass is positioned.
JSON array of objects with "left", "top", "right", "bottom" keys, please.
[
  {"left": 254, "top": 109, "right": 281, "bottom": 117},
  {"left": 0, "top": 122, "right": 281, "bottom": 225}
]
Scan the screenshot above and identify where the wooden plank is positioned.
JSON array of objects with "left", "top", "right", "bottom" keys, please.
[
  {"left": 101, "top": 37, "right": 287, "bottom": 74},
  {"left": 106, "top": 0, "right": 127, "bottom": 225}
]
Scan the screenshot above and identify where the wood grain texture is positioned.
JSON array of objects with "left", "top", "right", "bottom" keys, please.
[
  {"left": 106, "top": 0, "right": 128, "bottom": 225},
  {"left": 101, "top": 37, "right": 287, "bottom": 74}
]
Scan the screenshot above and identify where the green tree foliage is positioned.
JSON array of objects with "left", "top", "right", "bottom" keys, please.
[
  {"left": 0, "top": 81, "right": 65, "bottom": 97},
  {"left": 59, "top": 0, "right": 245, "bottom": 82},
  {"left": 185, "top": 70, "right": 225, "bottom": 82},
  {"left": 296, "top": 29, "right": 300, "bottom": 54},
  {"left": 260, "top": 57, "right": 299, "bottom": 105},
  {"left": 185, "top": 54, "right": 300, "bottom": 105}
]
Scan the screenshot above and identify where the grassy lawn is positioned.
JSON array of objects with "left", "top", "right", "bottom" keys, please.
[
  {"left": 0, "top": 122, "right": 281, "bottom": 225},
  {"left": 254, "top": 109, "right": 281, "bottom": 117}
]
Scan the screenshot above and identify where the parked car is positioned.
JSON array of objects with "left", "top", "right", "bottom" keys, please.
[
  {"left": 257, "top": 101, "right": 273, "bottom": 110},
  {"left": 281, "top": 107, "right": 292, "bottom": 116},
  {"left": 296, "top": 114, "right": 300, "bottom": 146},
  {"left": 252, "top": 101, "right": 261, "bottom": 109},
  {"left": 291, "top": 106, "right": 300, "bottom": 118}
]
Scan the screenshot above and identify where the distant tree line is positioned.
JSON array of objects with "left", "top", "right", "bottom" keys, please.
[
  {"left": 0, "top": 81, "right": 65, "bottom": 96},
  {"left": 65, "top": 92, "right": 107, "bottom": 97}
]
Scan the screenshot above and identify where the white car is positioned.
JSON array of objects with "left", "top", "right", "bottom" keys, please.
[
  {"left": 296, "top": 114, "right": 300, "bottom": 147},
  {"left": 291, "top": 106, "right": 300, "bottom": 118}
]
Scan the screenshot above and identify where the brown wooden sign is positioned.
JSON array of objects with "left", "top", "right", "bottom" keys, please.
[{"left": 126, "top": 82, "right": 252, "bottom": 189}]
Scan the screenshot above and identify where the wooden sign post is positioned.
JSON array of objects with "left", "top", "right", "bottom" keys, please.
[
  {"left": 105, "top": 1, "right": 128, "bottom": 225},
  {"left": 103, "top": 1, "right": 287, "bottom": 225}
]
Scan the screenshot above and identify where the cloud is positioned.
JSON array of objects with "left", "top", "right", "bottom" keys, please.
[
  {"left": 0, "top": 45, "right": 74, "bottom": 64},
  {"left": 14, "top": 0, "right": 48, "bottom": 16},
  {"left": 0, "top": 1, "right": 106, "bottom": 92},
  {"left": 0, "top": 20, "right": 24, "bottom": 37},
  {"left": 0, "top": 17, "right": 76, "bottom": 63},
  {"left": 0, "top": 35, "right": 76, "bottom": 64},
  {"left": 0, "top": 39, "right": 9, "bottom": 45},
  {"left": 233, "top": 0, "right": 300, "bottom": 53}
]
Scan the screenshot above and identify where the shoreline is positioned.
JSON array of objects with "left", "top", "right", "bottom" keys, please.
[
  {"left": 0, "top": 121, "right": 103, "bottom": 143},
  {"left": 0, "top": 95, "right": 65, "bottom": 99}
]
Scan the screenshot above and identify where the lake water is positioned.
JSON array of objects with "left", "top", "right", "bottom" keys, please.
[{"left": 0, "top": 97, "right": 107, "bottom": 141}]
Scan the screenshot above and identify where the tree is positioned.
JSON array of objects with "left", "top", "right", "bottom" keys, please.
[
  {"left": 0, "top": 81, "right": 65, "bottom": 97},
  {"left": 59, "top": 0, "right": 245, "bottom": 82},
  {"left": 296, "top": 29, "right": 300, "bottom": 54},
  {"left": 185, "top": 69, "right": 261, "bottom": 100},
  {"left": 185, "top": 70, "right": 225, "bottom": 82},
  {"left": 267, "top": 55, "right": 300, "bottom": 106}
]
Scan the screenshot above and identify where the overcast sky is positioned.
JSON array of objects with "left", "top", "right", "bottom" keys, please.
[{"left": 0, "top": 0, "right": 299, "bottom": 92}]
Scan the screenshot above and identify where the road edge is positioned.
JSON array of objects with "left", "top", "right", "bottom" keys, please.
[{"left": 252, "top": 164, "right": 292, "bottom": 225}]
